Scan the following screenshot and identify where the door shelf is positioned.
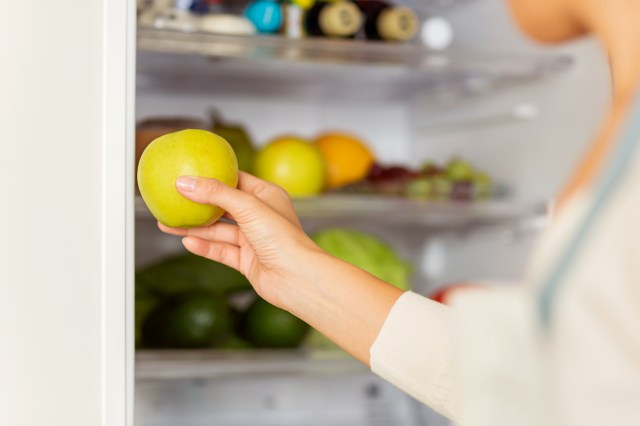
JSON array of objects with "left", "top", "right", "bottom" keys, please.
[
  {"left": 135, "top": 194, "right": 547, "bottom": 229},
  {"left": 137, "top": 29, "right": 572, "bottom": 102},
  {"left": 136, "top": 349, "right": 364, "bottom": 380}
]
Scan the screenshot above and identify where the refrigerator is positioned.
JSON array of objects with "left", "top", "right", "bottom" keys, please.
[{"left": 1, "top": 0, "right": 611, "bottom": 425}]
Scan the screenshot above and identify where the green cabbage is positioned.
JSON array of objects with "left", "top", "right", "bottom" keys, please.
[{"left": 310, "top": 228, "right": 412, "bottom": 290}]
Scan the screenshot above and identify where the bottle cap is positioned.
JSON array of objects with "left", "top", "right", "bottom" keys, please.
[
  {"left": 421, "top": 17, "right": 453, "bottom": 50},
  {"left": 377, "top": 6, "right": 419, "bottom": 41},
  {"left": 245, "top": 0, "right": 283, "bottom": 33},
  {"left": 319, "top": 1, "right": 363, "bottom": 37},
  {"left": 292, "top": 0, "right": 315, "bottom": 9}
]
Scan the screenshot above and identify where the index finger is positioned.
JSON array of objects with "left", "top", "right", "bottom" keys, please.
[{"left": 236, "top": 172, "right": 301, "bottom": 227}]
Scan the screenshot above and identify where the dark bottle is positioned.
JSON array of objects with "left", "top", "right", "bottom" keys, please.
[
  {"left": 356, "top": 0, "right": 418, "bottom": 42},
  {"left": 305, "top": 0, "right": 363, "bottom": 38}
]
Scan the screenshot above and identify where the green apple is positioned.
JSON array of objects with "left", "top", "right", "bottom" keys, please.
[
  {"left": 254, "top": 136, "right": 325, "bottom": 197},
  {"left": 137, "top": 129, "right": 238, "bottom": 228}
]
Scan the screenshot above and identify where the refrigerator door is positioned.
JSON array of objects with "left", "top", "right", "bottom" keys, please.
[{"left": 0, "top": 1, "right": 135, "bottom": 425}]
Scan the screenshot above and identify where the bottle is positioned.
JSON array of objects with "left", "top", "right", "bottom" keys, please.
[
  {"left": 356, "top": 0, "right": 418, "bottom": 42},
  {"left": 304, "top": 0, "right": 363, "bottom": 38},
  {"left": 282, "top": 2, "right": 305, "bottom": 39}
]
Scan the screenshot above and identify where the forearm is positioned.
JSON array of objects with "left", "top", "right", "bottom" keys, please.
[{"left": 283, "top": 250, "right": 404, "bottom": 365}]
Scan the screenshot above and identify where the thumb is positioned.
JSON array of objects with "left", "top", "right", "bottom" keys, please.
[{"left": 176, "top": 176, "right": 266, "bottom": 223}]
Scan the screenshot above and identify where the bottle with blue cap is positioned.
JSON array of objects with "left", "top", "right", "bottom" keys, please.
[{"left": 245, "top": 0, "right": 284, "bottom": 33}]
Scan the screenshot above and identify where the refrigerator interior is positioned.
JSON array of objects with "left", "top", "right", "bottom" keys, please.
[{"left": 134, "top": 0, "right": 611, "bottom": 424}]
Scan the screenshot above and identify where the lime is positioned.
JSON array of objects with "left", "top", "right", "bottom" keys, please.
[
  {"left": 216, "top": 336, "right": 254, "bottom": 350},
  {"left": 304, "top": 329, "right": 340, "bottom": 351},
  {"left": 242, "top": 298, "right": 310, "bottom": 348},
  {"left": 135, "top": 286, "right": 160, "bottom": 349},
  {"left": 142, "top": 291, "right": 232, "bottom": 349}
]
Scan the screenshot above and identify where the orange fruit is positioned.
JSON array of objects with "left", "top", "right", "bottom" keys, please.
[{"left": 314, "top": 133, "right": 375, "bottom": 189}]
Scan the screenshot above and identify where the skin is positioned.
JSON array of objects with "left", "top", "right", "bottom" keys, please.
[
  {"left": 162, "top": 173, "right": 402, "bottom": 364},
  {"left": 506, "top": 0, "right": 640, "bottom": 207},
  {"left": 160, "top": 0, "right": 640, "bottom": 366}
]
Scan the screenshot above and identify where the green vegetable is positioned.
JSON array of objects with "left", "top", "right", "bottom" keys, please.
[
  {"left": 242, "top": 297, "right": 310, "bottom": 349},
  {"left": 217, "top": 335, "right": 254, "bottom": 350},
  {"left": 311, "top": 228, "right": 412, "bottom": 291},
  {"left": 142, "top": 290, "right": 232, "bottom": 349},
  {"left": 136, "top": 252, "right": 251, "bottom": 297},
  {"left": 134, "top": 286, "right": 160, "bottom": 349}
]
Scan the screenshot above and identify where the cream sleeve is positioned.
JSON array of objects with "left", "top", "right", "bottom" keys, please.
[{"left": 369, "top": 291, "right": 456, "bottom": 420}]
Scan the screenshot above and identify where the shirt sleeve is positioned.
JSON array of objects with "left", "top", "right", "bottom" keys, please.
[{"left": 369, "top": 291, "right": 456, "bottom": 420}]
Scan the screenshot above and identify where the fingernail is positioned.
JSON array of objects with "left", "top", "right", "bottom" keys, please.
[{"left": 176, "top": 176, "right": 196, "bottom": 192}]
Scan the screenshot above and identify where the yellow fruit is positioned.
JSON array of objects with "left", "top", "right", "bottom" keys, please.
[
  {"left": 314, "top": 132, "right": 375, "bottom": 189},
  {"left": 254, "top": 136, "right": 326, "bottom": 197},
  {"left": 137, "top": 129, "right": 238, "bottom": 228}
]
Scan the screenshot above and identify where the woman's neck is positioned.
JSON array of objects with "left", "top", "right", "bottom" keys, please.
[
  {"left": 582, "top": 1, "right": 640, "bottom": 103},
  {"left": 555, "top": 2, "right": 640, "bottom": 209}
]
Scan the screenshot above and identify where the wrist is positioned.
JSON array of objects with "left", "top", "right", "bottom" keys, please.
[
  {"left": 280, "top": 246, "right": 404, "bottom": 364},
  {"left": 277, "top": 246, "right": 336, "bottom": 318}
]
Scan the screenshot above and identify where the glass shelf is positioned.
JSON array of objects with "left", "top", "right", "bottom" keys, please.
[
  {"left": 136, "top": 349, "right": 363, "bottom": 380},
  {"left": 136, "top": 28, "right": 572, "bottom": 102},
  {"left": 138, "top": 28, "right": 570, "bottom": 72},
  {"left": 135, "top": 194, "right": 547, "bottom": 229},
  {"left": 293, "top": 195, "right": 547, "bottom": 227}
]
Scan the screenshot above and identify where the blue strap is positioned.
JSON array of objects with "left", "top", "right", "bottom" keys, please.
[{"left": 539, "top": 97, "right": 640, "bottom": 327}]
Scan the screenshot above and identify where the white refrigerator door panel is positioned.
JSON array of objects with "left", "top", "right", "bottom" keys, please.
[{"left": 0, "top": 1, "right": 134, "bottom": 425}]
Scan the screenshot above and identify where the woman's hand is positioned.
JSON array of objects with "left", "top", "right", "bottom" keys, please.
[
  {"left": 158, "top": 172, "right": 324, "bottom": 310},
  {"left": 159, "top": 172, "right": 404, "bottom": 364}
]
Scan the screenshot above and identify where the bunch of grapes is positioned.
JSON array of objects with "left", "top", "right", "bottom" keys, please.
[{"left": 332, "top": 158, "right": 492, "bottom": 201}]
